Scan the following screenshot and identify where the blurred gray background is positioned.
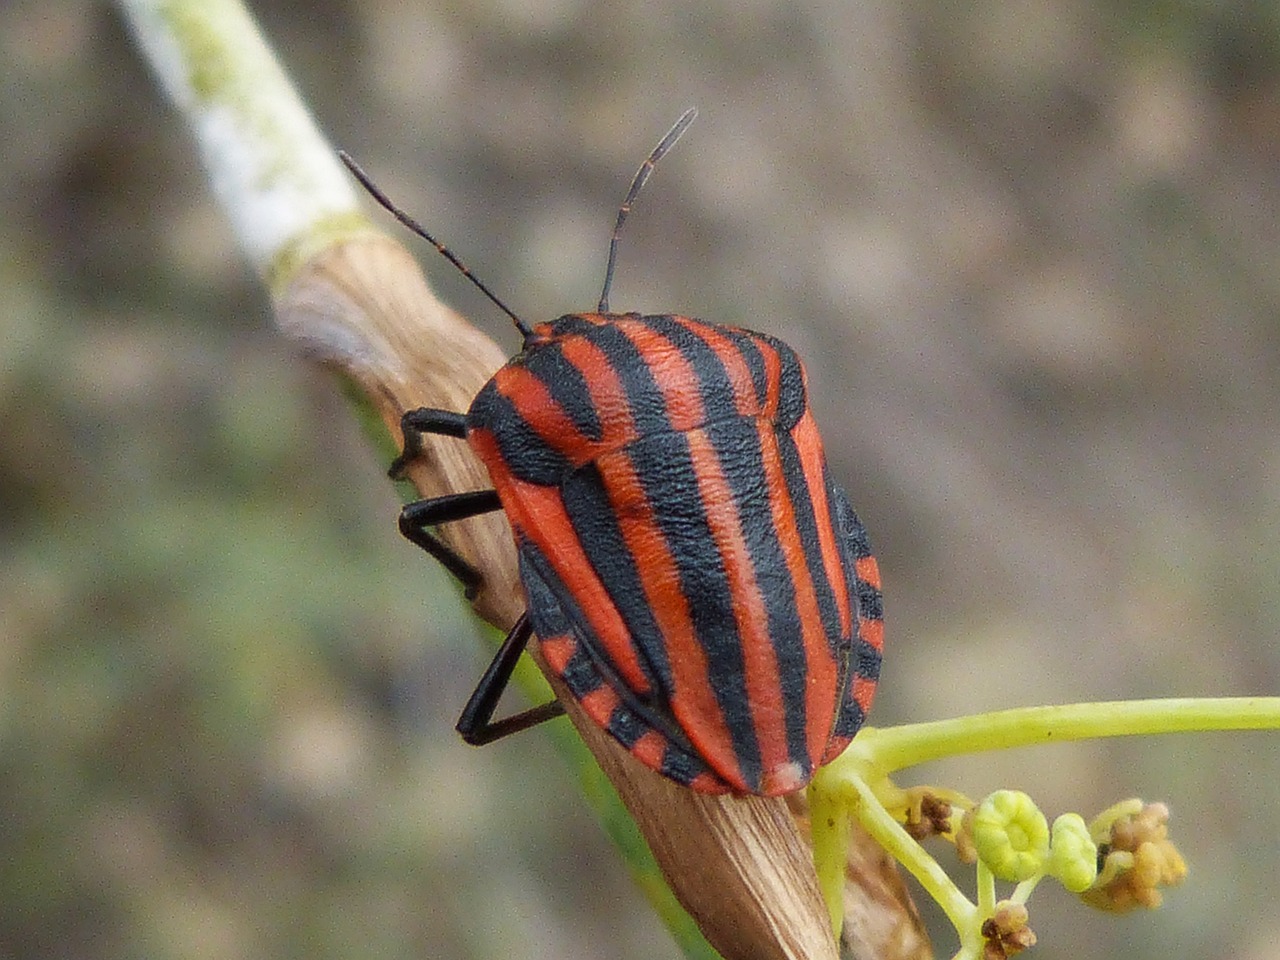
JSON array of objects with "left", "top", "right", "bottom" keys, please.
[{"left": 3, "top": 1, "right": 1279, "bottom": 958}]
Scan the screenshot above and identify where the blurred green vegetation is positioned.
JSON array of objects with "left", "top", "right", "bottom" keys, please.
[{"left": 3, "top": 1, "right": 1280, "bottom": 958}]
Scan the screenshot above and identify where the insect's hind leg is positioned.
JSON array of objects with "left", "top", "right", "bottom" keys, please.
[{"left": 456, "top": 613, "right": 566, "bottom": 745}]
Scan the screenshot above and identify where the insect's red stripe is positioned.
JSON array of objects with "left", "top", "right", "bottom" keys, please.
[
  {"left": 855, "top": 555, "right": 883, "bottom": 596},
  {"left": 492, "top": 364, "right": 599, "bottom": 465},
  {"left": 754, "top": 419, "right": 843, "bottom": 772},
  {"left": 612, "top": 318, "right": 767, "bottom": 789},
  {"left": 556, "top": 335, "right": 642, "bottom": 452},
  {"left": 687, "top": 771, "right": 725, "bottom": 792},
  {"left": 630, "top": 730, "right": 669, "bottom": 771},
  {"left": 552, "top": 326, "right": 731, "bottom": 748},
  {"left": 857, "top": 614, "right": 884, "bottom": 655},
  {"left": 539, "top": 634, "right": 576, "bottom": 673},
  {"left": 624, "top": 315, "right": 848, "bottom": 791},
  {"left": 790, "top": 409, "right": 854, "bottom": 639},
  {"left": 854, "top": 549, "right": 885, "bottom": 716},
  {"left": 853, "top": 671, "right": 877, "bottom": 714},
  {"left": 579, "top": 683, "right": 622, "bottom": 727},
  {"left": 493, "top": 339, "right": 664, "bottom": 699},
  {"left": 611, "top": 319, "right": 704, "bottom": 433},
  {"left": 758, "top": 335, "right": 784, "bottom": 420},
  {"left": 683, "top": 426, "right": 799, "bottom": 791},
  {"left": 467, "top": 428, "right": 654, "bottom": 696},
  {"left": 674, "top": 317, "right": 763, "bottom": 418},
  {"left": 592, "top": 446, "right": 742, "bottom": 780},
  {"left": 538, "top": 320, "right": 752, "bottom": 783},
  {"left": 550, "top": 334, "right": 691, "bottom": 703},
  {"left": 742, "top": 332, "right": 855, "bottom": 768}
]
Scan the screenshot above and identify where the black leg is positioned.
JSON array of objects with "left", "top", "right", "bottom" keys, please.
[
  {"left": 399, "top": 490, "right": 501, "bottom": 598},
  {"left": 389, "top": 406, "right": 561, "bottom": 741},
  {"left": 456, "top": 614, "right": 566, "bottom": 745},
  {"left": 389, "top": 408, "right": 468, "bottom": 480}
]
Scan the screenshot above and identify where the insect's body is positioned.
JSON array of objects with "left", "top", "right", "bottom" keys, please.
[
  {"left": 341, "top": 108, "right": 884, "bottom": 796},
  {"left": 467, "top": 312, "right": 883, "bottom": 795}
]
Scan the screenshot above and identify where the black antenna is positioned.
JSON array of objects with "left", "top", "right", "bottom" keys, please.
[
  {"left": 598, "top": 107, "right": 698, "bottom": 313},
  {"left": 338, "top": 151, "right": 533, "bottom": 339}
]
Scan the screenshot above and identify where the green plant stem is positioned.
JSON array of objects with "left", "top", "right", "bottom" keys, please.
[
  {"left": 858, "top": 698, "right": 1280, "bottom": 775},
  {"left": 975, "top": 861, "right": 996, "bottom": 917},
  {"left": 838, "top": 773, "right": 975, "bottom": 933}
]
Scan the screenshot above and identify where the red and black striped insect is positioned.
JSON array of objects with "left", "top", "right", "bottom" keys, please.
[{"left": 339, "top": 110, "right": 883, "bottom": 796}]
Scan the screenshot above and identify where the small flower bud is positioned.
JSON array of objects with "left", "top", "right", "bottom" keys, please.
[
  {"left": 904, "top": 790, "right": 956, "bottom": 840},
  {"left": 981, "top": 900, "right": 1037, "bottom": 960},
  {"left": 1048, "top": 813, "right": 1098, "bottom": 893},
  {"left": 972, "top": 790, "right": 1049, "bottom": 882}
]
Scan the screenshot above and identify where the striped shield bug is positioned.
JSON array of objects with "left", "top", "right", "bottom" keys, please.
[{"left": 339, "top": 109, "right": 883, "bottom": 795}]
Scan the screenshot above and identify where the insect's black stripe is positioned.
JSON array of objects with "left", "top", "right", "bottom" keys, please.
[
  {"left": 587, "top": 320, "right": 677, "bottom": 437},
  {"left": 543, "top": 314, "right": 602, "bottom": 340},
  {"left": 856, "top": 571, "right": 884, "bottom": 623},
  {"left": 855, "top": 637, "right": 882, "bottom": 683},
  {"left": 830, "top": 636, "right": 880, "bottom": 741},
  {"left": 831, "top": 472, "right": 883, "bottom": 624},
  {"left": 624, "top": 428, "right": 762, "bottom": 789},
  {"left": 559, "top": 461, "right": 674, "bottom": 702},
  {"left": 604, "top": 703, "right": 713, "bottom": 787},
  {"left": 723, "top": 327, "right": 772, "bottom": 413},
  {"left": 524, "top": 539, "right": 718, "bottom": 788},
  {"left": 659, "top": 741, "right": 711, "bottom": 787},
  {"left": 828, "top": 481, "right": 881, "bottom": 741},
  {"left": 606, "top": 702, "right": 646, "bottom": 748},
  {"left": 774, "top": 427, "right": 847, "bottom": 664},
  {"left": 526, "top": 320, "right": 762, "bottom": 783},
  {"left": 516, "top": 545, "right": 596, "bottom": 691},
  {"left": 467, "top": 381, "right": 572, "bottom": 486},
  {"left": 639, "top": 315, "right": 742, "bottom": 424},
  {"left": 560, "top": 642, "right": 603, "bottom": 699},
  {"left": 771, "top": 337, "right": 809, "bottom": 431},
  {"left": 832, "top": 688, "right": 866, "bottom": 740},
  {"left": 705, "top": 417, "right": 813, "bottom": 774},
  {"left": 832, "top": 471, "right": 876, "bottom": 564},
  {"left": 826, "top": 463, "right": 881, "bottom": 624},
  {"left": 524, "top": 340, "right": 603, "bottom": 442}
]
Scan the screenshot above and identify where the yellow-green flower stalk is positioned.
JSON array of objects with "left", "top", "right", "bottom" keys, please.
[{"left": 811, "top": 697, "right": 1279, "bottom": 959}]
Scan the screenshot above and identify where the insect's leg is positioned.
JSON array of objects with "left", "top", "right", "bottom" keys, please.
[
  {"left": 389, "top": 408, "right": 468, "bottom": 480},
  {"left": 390, "top": 408, "right": 495, "bottom": 595},
  {"left": 399, "top": 490, "right": 501, "bottom": 599},
  {"left": 456, "top": 613, "right": 566, "bottom": 745}
]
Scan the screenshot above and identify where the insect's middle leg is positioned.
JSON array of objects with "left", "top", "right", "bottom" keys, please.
[{"left": 399, "top": 490, "right": 501, "bottom": 599}]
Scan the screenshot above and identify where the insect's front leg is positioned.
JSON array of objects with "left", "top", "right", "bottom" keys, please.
[{"left": 388, "top": 408, "right": 468, "bottom": 479}]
